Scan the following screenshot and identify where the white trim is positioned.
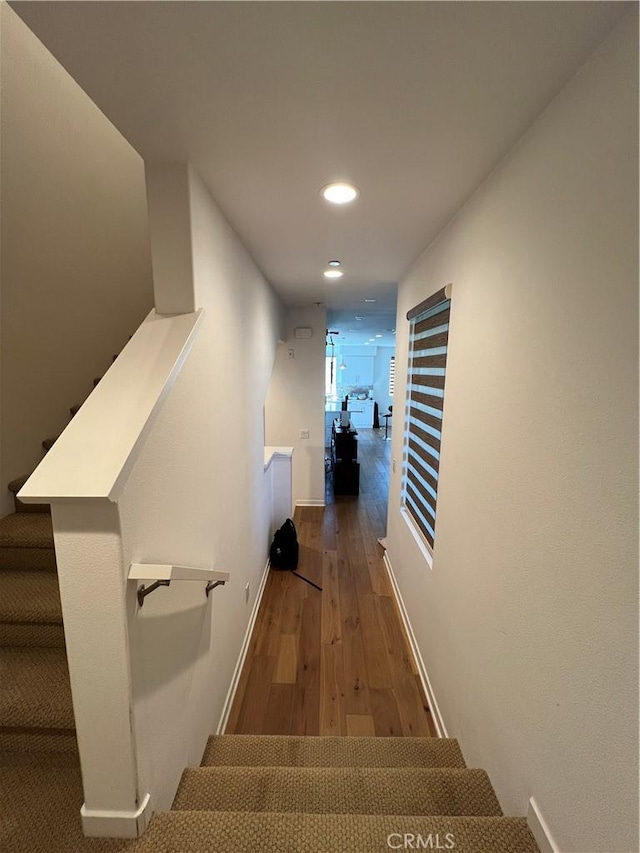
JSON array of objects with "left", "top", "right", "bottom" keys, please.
[
  {"left": 81, "top": 793, "right": 152, "bottom": 839},
  {"left": 400, "top": 506, "right": 434, "bottom": 570},
  {"left": 295, "top": 499, "right": 326, "bottom": 507},
  {"left": 18, "top": 309, "right": 204, "bottom": 504},
  {"left": 263, "top": 445, "right": 294, "bottom": 472},
  {"left": 444, "top": 282, "right": 453, "bottom": 299},
  {"left": 217, "top": 557, "right": 271, "bottom": 734},
  {"left": 382, "top": 550, "right": 447, "bottom": 737},
  {"left": 128, "top": 564, "right": 229, "bottom": 583},
  {"left": 527, "top": 798, "right": 560, "bottom": 853}
]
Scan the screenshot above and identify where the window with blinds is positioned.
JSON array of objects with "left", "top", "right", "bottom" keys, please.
[
  {"left": 402, "top": 286, "right": 451, "bottom": 550},
  {"left": 389, "top": 355, "right": 395, "bottom": 397}
]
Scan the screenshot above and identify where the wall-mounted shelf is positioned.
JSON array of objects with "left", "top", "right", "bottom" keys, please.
[{"left": 129, "top": 563, "right": 230, "bottom": 606}]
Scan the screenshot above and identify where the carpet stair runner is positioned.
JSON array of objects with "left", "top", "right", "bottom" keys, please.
[
  {"left": 0, "top": 362, "right": 539, "bottom": 852},
  {"left": 124, "top": 734, "right": 539, "bottom": 852}
]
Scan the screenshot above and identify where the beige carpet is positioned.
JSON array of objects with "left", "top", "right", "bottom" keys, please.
[
  {"left": 133, "top": 811, "right": 540, "bottom": 853},
  {"left": 174, "top": 765, "right": 502, "bottom": 816},
  {"left": 203, "top": 733, "right": 466, "bottom": 768}
]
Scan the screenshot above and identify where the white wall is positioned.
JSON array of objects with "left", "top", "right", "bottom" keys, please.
[
  {"left": 118, "top": 166, "right": 284, "bottom": 811},
  {"left": 386, "top": 11, "right": 638, "bottom": 853},
  {"left": 265, "top": 305, "right": 326, "bottom": 507},
  {"left": 0, "top": 5, "right": 154, "bottom": 516},
  {"left": 373, "top": 346, "right": 395, "bottom": 417}
]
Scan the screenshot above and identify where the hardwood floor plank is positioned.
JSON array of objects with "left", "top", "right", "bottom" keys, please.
[
  {"left": 319, "top": 643, "right": 346, "bottom": 736},
  {"left": 274, "top": 634, "right": 298, "bottom": 684},
  {"left": 346, "top": 714, "right": 376, "bottom": 736},
  {"left": 376, "top": 596, "right": 432, "bottom": 737},
  {"left": 296, "top": 593, "right": 322, "bottom": 690},
  {"left": 367, "top": 553, "right": 393, "bottom": 597},
  {"left": 369, "top": 687, "right": 404, "bottom": 737},
  {"left": 263, "top": 683, "right": 296, "bottom": 735},
  {"left": 416, "top": 674, "right": 438, "bottom": 737},
  {"left": 339, "top": 556, "right": 372, "bottom": 716},
  {"left": 357, "top": 594, "right": 393, "bottom": 689},
  {"left": 291, "top": 685, "right": 320, "bottom": 736},
  {"left": 280, "top": 580, "right": 305, "bottom": 635},
  {"left": 253, "top": 572, "right": 286, "bottom": 657},
  {"left": 392, "top": 673, "right": 434, "bottom": 737},
  {"left": 233, "top": 655, "right": 276, "bottom": 734},
  {"left": 321, "top": 549, "right": 342, "bottom": 646},
  {"left": 322, "top": 502, "right": 338, "bottom": 550},
  {"left": 376, "top": 595, "right": 419, "bottom": 676}
]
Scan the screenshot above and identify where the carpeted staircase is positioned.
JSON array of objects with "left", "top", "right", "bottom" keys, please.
[
  {"left": 0, "top": 374, "right": 104, "bottom": 760},
  {"left": 0, "top": 380, "right": 539, "bottom": 852},
  {"left": 122, "top": 734, "right": 539, "bottom": 852}
]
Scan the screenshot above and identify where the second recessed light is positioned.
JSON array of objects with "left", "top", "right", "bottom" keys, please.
[
  {"left": 321, "top": 182, "right": 359, "bottom": 205},
  {"left": 324, "top": 269, "right": 343, "bottom": 279}
]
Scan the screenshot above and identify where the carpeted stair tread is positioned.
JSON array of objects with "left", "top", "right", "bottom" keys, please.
[
  {"left": 0, "top": 728, "right": 78, "bottom": 754},
  {"left": 0, "top": 647, "right": 75, "bottom": 731},
  {"left": 203, "top": 734, "right": 465, "bottom": 768},
  {"left": 174, "top": 766, "right": 502, "bottom": 816},
  {"left": 0, "top": 570, "right": 62, "bottom": 624},
  {"left": 0, "top": 513, "right": 54, "bottom": 550},
  {"left": 0, "top": 622, "right": 65, "bottom": 648},
  {"left": 0, "top": 548, "right": 57, "bottom": 572},
  {"left": 130, "top": 811, "right": 539, "bottom": 853}
]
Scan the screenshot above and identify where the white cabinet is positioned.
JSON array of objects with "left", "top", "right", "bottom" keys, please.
[
  {"left": 348, "top": 399, "right": 374, "bottom": 428},
  {"left": 340, "top": 356, "right": 373, "bottom": 387}
]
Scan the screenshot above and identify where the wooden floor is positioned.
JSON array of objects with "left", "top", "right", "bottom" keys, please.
[{"left": 226, "top": 427, "right": 436, "bottom": 737}]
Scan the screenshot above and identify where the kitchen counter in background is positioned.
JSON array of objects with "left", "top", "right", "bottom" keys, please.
[{"left": 324, "top": 399, "right": 375, "bottom": 445}]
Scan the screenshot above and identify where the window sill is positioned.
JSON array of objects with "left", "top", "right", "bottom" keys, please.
[{"left": 400, "top": 506, "right": 434, "bottom": 571}]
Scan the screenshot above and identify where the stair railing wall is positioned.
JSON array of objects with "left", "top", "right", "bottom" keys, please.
[{"left": 17, "top": 308, "right": 214, "bottom": 838}]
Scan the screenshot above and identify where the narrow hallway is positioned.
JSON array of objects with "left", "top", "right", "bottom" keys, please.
[{"left": 227, "top": 429, "right": 436, "bottom": 738}]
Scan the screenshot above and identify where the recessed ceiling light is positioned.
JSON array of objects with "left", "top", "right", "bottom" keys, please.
[
  {"left": 328, "top": 260, "right": 341, "bottom": 267},
  {"left": 354, "top": 316, "right": 363, "bottom": 321},
  {"left": 369, "top": 338, "right": 375, "bottom": 342},
  {"left": 321, "top": 182, "right": 359, "bottom": 205},
  {"left": 323, "top": 269, "right": 343, "bottom": 279},
  {"left": 364, "top": 341, "right": 370, "bottom": 345},
  {"left": 348, "top": 329, "right": 357, "bottom": 332},
  {"left": 364, "top": 299, "right": 376, "bottom": 303},
  {"left": 375, "top": 334, "right": 383, "bottom": 338}
]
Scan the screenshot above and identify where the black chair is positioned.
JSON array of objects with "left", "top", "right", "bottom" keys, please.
[{"left": 382, "top": 405, "right": 393, "bottom": 440}]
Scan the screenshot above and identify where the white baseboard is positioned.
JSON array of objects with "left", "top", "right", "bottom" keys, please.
[
  {"left": 527, "top": 798, "right": 560, "bottom": 853},
  {"left": 81, "top": 793, "right": 151, "bottom": 838},
  {"left": 217, "top": 558, "right": 271, "bottom": 734},
  {"left": 382, "top": 551, "right": 448, "bottom": 738},
  {"left": 295, "top": 499, "right": 326, "bottom": 507}
]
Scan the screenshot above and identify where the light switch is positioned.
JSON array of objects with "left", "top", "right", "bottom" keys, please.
[{"left": 288, "top": 348, "right": 295, "bottom": 359}]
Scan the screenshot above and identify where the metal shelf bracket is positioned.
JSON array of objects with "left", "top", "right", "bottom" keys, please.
[{"left": 137, "top": 579, "right": 171, "bottom": 608}]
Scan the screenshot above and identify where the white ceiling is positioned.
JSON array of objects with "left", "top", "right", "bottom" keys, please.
[{"left": 11, "top": 1, "right": 627, "bottom": 346}]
